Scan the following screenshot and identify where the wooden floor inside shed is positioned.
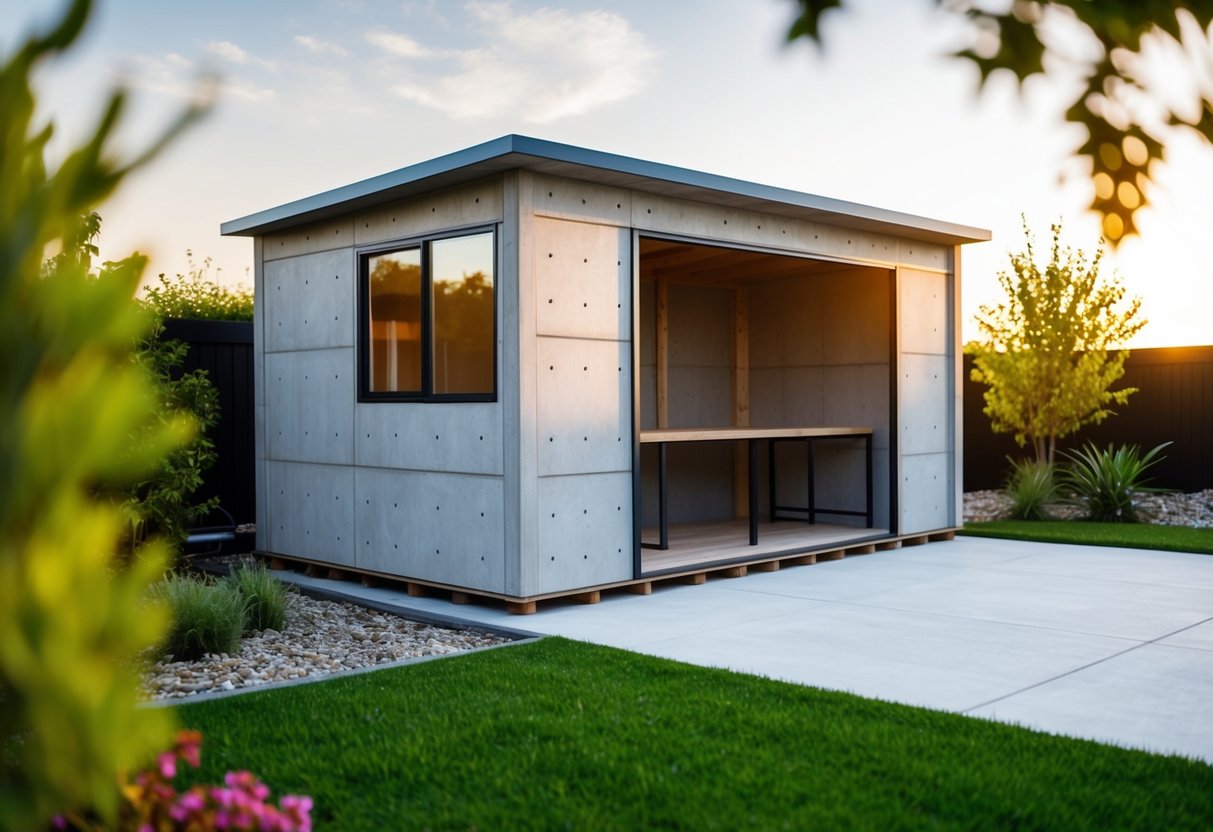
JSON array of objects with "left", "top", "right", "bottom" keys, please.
[{"left": 640, "top": 520, "right": 891, "bottom": 574}]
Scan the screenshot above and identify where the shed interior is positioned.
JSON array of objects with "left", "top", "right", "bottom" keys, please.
[{"left": 637, "top": 236, "right": 893, "bottom": 572}]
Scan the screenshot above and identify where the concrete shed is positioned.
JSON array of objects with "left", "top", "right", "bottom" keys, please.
[{"left": 222, "top": 135, "right": 990, "bottom": 611}]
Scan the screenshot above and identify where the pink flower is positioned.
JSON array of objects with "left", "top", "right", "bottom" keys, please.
[
  {"left": 157, "top": 751, "right": 177, "bottom": 779},
  {"left": 170, "top": 789, "right": 207, "bottom": 822}
]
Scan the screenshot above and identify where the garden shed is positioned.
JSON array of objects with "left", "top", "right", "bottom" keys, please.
[{"left": 222, "top": 135, "right": 989, "bottom": 611}]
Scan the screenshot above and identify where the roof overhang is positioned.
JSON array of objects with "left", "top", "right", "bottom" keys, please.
[{"left": 220, "top": 134, "right": 991, "bottom": 246}]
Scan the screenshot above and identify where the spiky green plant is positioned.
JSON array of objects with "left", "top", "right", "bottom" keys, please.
[
  {"left": 1058, "top": 442, "right": 1170, "bottom": 523},
  {"left": 1003, "top": 458, "right": 1056, "bottom": 521},
  {"left": 226, "top": 563, "right": 290, "bottom": 634},
  {"left": 149, "top": 574, "right": 246, "bottom": 661}
]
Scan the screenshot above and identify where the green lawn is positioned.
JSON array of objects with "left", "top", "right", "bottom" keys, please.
[
  {"left": 961, "top": 520, "right": 1213, "bottom": 554},
  {"left": 178, "top": 638, "right": 1213, "bottom": 830}
]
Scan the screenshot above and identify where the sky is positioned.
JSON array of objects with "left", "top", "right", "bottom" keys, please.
[{"left": 5, "top": 0, "right": 1212, "bottom": 348}]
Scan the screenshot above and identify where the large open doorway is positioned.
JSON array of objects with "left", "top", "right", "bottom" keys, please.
[{"left": 636, "top": 236, "right": 894, "bottom": 574}]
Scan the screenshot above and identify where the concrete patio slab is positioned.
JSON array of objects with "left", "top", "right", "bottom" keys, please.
[{"left": 272, "top": 537, "right": 1213, "bottom": 763}]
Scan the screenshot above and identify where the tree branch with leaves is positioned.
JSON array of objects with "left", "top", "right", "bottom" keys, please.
[{"left": 785, "top": 0, "right": 1213, "bottom": 244}]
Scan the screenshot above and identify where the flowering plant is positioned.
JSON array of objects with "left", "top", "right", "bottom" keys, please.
[{"left": 57, "top": 730, "right": 312, "bottom": 831}]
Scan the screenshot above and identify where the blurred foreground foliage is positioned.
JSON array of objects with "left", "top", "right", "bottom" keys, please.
[{"left": 0, "top": 0, "right": 205, "bottom": 827}]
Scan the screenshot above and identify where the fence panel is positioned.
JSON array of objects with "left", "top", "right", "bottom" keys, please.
[
  {"left": 161, "top": 319, "right": 256, "bottom": 525},
  {"left": 964, "top": 346, "right": 1213, "bottom": 493}
]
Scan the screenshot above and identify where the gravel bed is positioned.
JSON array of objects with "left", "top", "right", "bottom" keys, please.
[
  {"left": 964, "top": 489, "right": 1213, "bottom": 527},
  {"left": 144, "top": 588, "right": 510, "bottom": 701}
]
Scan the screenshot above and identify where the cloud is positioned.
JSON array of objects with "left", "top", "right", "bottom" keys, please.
[
  {"left": 365, "top": 30, "right": 449, "bottom": 59},
  {"left": 207, "top": 40, "right": 250, "bottom": 64},
  {"left": 374, "top": 2, "right": 656, "bottom": 123},
  {"left": 295, "top": 34, "right": 349, "bottom": 58},
  {"left": 206, "top": 40, "right": 279, "bottom": 72}
]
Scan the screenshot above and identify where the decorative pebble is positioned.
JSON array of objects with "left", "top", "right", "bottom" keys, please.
[
  {"left": 964, "top": 489, "right": 1213, "bottom": 527},
  {"left": 143, "top": 593, "right": 508, "bottom": 701}
]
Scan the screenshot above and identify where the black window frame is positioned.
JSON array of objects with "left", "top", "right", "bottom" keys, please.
[{"left": 358, "top": 225, "right": 498, "bottom": 403}]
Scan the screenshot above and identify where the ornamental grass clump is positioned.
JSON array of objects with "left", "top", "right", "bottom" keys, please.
[
  {"left": 1059, "top": 441, "right": 1170, "bottom": 523},
  {"left": 1004, "top": 458, "right": 1057, "bottom": 520},
  {"left": 225, "top": 563, "right": 290, "bottom": 634},
  {"left": 151, "top": 574, "right": 246, "bottom": 661}
]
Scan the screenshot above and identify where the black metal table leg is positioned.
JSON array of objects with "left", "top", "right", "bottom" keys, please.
[
  {"left": 865, "top": 434, "right": 873, "bottom": 528},
  {"left": 767, "top": 439, "right": 776, "bottom": 523},
  {"left": 807, "top": 438, "right": 817, "bottom": 524},
  {"left": 748, "top": 438, "right": 758, "bottom": 545},
  {"left": 658, "top": 441, "right": 669, "bottom": 550}
]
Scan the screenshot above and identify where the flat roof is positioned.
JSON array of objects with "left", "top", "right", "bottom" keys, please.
[{"left": 221, "top": 134, "right": 991, "bottom": 245}]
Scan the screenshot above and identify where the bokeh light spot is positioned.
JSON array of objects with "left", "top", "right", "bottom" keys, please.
[
  {"left": 1099, "top": 142, "right": 1123, "bottom": 172},
  {"left": 1122, "top": 135, "right": 1148, "bottom": 168},
  {"left": 1093, "top": 172, "right": 1115, "bottom": 200},
  {"left": 1117, "top": 181, "right": 1141, "bottom": 210},
  {"left": 1102, "top": 212, "right": 1124, "bottom": 241}
]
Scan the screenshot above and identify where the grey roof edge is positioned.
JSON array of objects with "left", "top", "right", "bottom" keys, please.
[{"left": 220, "top": 134, "right": 991, "bottom": 245}]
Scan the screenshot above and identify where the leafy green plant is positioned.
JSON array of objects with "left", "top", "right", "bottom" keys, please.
[
  {"left": 1059, "top": 442, "right": 1171, "bottom": 523},
  {"left": 142, "top": 253, "right": 253, "bottom": 321},
  {"left": 1003, "top": 458, "right": 1056, "bottom": 521},
  {"left": 0, "top": 0, "right": 206, "bottom": 826},
  {"left": 226, "top": 563, "right": 290, "bottom": 634},
  {"left": 150, "top": 574, "right": 246, "bottom": 661},
  {"left": 118, "top": 316, "right": 221, "bottom": 556}
]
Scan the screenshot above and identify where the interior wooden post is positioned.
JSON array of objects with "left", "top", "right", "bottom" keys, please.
[
  {"left": 732, "top": 285, "right": 750, "bottom": 518},
  {"left": 656, "top": 278, "right": 669, "bottom": 429}
]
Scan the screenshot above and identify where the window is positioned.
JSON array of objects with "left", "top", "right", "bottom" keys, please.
[{"left": 360, "top": 229, "right": 495, "bottom": 401}]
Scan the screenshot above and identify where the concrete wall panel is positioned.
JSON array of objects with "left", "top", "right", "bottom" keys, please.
[
  {"left": 900, "top": 452, "right": 952, "bottom": 532},
  {"left": 534, "top": 218, "right": 630, "bottom": 340},
  {"left": 264, "top": 349, "right": 354, "bottom": 464},
  {"left": 535, "top": 472, "right": 633, "bottom": 594},
  {"left": 817, "top": 271, "right": 891, "bottom": 365},
  {"left": 354, "top": 179, "right": 503, "bottom": 246},
  {"left": 536, "top": 337, "right": 631, "bottom": 476},
  {"left": 263, "top": 217, "right": 355, "bottom": 262},
  {"left": 900, "top": 268, "right": 950, "bottom": 355},
  {"left": 634, "top": 193, "right": 902, "bottom": 266},
  {"left": 899, "top": 353, "right": 950, "bottom": 455},
  {"left": 355, "top": 403, "right": 503, "bottom": 475},
  {"left": 265, "top": 461, "right": 355, "bottom": 564},
  {"left": 821, "top": 364, "right": 890, "bottom": 448},
  {"left": 264, "top": 249, "right": 355, "bottom": 353},
  {"left": 354, "top": 467, "right": 505, "bottom": 592},
  {"left": 533, "top": 173, "right": 631, "bottom": 226},
  {"left": 639, "top": 443, "right": 734, "bottom": 527},
  {"left": 899, "top": 241, "right": 951, "bottom": 272}
]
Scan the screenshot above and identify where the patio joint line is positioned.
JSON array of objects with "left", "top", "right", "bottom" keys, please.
[{"left": 961, "top": 614, "right": 1213, "bottom": 715}]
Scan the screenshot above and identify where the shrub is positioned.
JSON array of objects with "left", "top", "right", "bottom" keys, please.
[
  {"left": 142, "top": 255, "right": 254, "bottom": 322},
  {"left": 117, "top": 316, "right": 221, "bottom": 557},
  {"left": 1059, "top": 441, "right": 1170, "bottom": 523},
  {"left": 151, "top": 574, "right": 246, "bottom": 661},
  {"left": 226, "top": 563, "right": 290, "bottom": 634},
  {"left": 1003, "top": 458, "right": 1056, "bottom": 520}
]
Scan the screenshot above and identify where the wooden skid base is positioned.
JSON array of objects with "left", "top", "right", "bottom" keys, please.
[{"left": 253, "top": 528, "right": 956, "bottom": 615}]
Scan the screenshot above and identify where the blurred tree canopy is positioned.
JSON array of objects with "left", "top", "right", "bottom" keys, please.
[{"left": 785, "top": 0, "right": 1213, "bottom": 244}]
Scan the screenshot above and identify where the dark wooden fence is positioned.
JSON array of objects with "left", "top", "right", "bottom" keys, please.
[
  {"left": 162, "top": 319, "right": 255, "bottom": 525},
  {"left": 964, "top": 345, "right": 1213, "bottom": 493}
]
